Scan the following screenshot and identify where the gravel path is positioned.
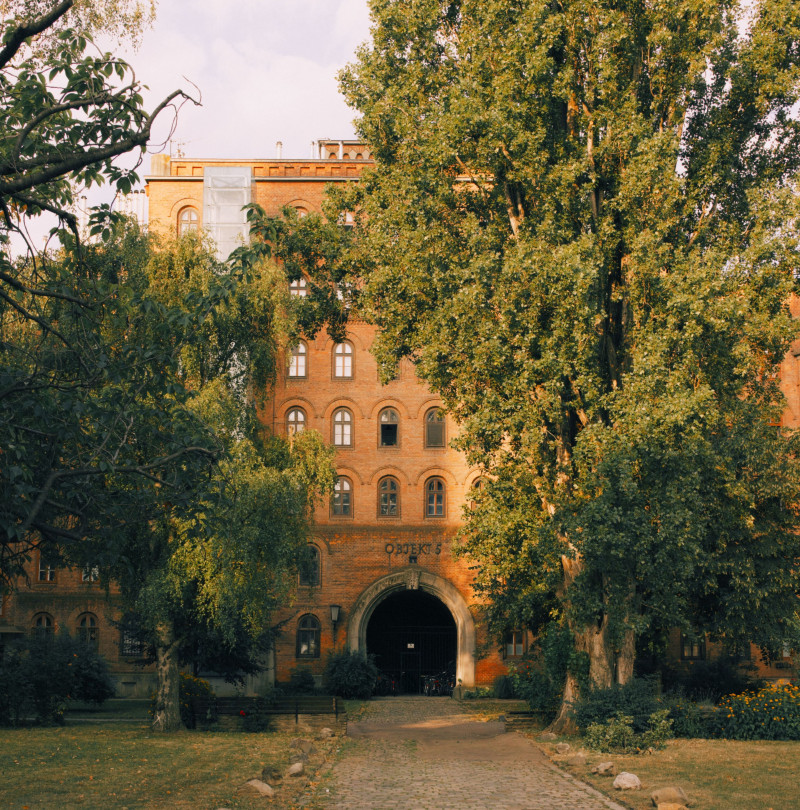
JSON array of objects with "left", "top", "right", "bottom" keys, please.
[{"left": 315, "top": 697, "right": 628, "bottom": 810}]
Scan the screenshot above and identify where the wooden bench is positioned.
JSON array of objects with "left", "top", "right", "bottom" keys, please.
[{"left": 190, "top": 695, "right": 343, "bottom": 728}]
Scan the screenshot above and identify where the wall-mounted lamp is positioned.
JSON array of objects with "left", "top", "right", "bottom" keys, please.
[{"left": 330, "top": 604, "right": 341, "bottom": 645}]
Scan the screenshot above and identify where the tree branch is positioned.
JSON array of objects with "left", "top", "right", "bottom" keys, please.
[{"left": 0, "top": 0, "right": 74, "bottom": 70}]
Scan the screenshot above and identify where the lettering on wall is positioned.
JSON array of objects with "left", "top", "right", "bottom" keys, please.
[{"left": 384, "top": 542, "right": 442, "bottom": 556}]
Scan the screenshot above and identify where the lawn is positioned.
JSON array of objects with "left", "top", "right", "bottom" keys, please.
[
  {"left": 544, "top": 736, "right": 800, "bottom": 810},
  {"left": 0, "top": 721, "right": 332, "bottom": 809}
]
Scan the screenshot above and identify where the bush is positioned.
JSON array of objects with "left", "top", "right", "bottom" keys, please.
[
  {"left": 663, "top": 655, "right": 764, "bottom": 702},
  {"left": 323, "top": 650, "right": 377, "bottom": 699},
  {"left": 665, "top": 696, "right": 719, "bottom": 738},
  {"left": 178, "top": 674, "right": 214, "bottom": 729},
  {"left": 716, "top": 683, "right": 800, "bottom": 740},
  {"left": 240, "top": 696, "right": 275, "bottom": 732},
  {"left": 492, "top": 674, "right": 516, "bottom": 699},
  {"left": 509, "top": 623, "right": 581, "bottom": 720},
  {"left": 0, "top": 633, "right": 115, "bottom": 726},
  {"left": 288, "top": 666, "right": 317, "bottom": 695},
  {"left": 573, "top": 677, "right": 662, "bottom": 734},
  {"left": 461, "top": 686, "right": 493, "bottom": 699},
  {"left": 585, "top": 709, "right": 673, "bottom": 753}
]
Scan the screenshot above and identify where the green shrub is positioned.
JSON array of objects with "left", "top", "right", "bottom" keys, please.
[
  {"left": 323, "top": 650, "right": 377, "bottom": 699},
  {"left": 0, "top": 633, "right": 115, "bottom": 726},
  {"left": 178, "top": 673, "right": 214, "bottom": 729},
  {"left": 716, "top": 683, "right": 800, "bottom": 740},
  {"left": 585, "top": 709, "right": 673, "bottom": 753},
  {"left": 663, "top": 655, "right": 764, "bottom": 702},
  {"left": 288, "top": 665, "right": 318, "bottom": 694},
  {"left": 573, "top": 677, "right": 661, "bottom": 734},
  {"left": 509, "top": 623, "right": 582, "bottom": 720},
  {"left": 240, "top": 697, "right": 275, "bottom": 732},
  {"left": 492, "top": 674, "right": 516, "bottom": 699},
  {"left": 665, "top": 696, "right": 720, "bottom": 738},
  {"left": 461, "top": 686, "right": 493, "bottom": 699}
]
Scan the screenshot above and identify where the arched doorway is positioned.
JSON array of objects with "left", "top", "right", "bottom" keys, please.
[
  {"left": 367, "top": 590, "right": 456, "bottom": 693},
  {"left": 347, "top": 568, "right": 476, "bottom": 689}
]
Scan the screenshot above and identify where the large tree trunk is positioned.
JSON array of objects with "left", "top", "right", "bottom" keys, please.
[
  {"left": 151, "top": 621, "right": 183, "bottom": 733},
  {"left": 547, "top": 557, "right": 636, "bottom": 733}
]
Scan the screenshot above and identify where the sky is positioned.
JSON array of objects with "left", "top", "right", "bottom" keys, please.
[{"left": 109, "top": 0, "right": 373, "bottom": 168}]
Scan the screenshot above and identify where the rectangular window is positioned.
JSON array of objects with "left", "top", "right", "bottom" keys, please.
[
  {"left": 680, "top": 634, "right": 706, "bottom": 660},
  {"left": 38, "top": 557, "right": 56, "bottom": 582},
  {"left": 120, "top": 631, "right": 144, "bottom": 658},
  {"left": 82, "top": 565, "right": 99, "bottom": 583},
  {"left": 505, "top": 630, "right": 525, "bottom": 657}
]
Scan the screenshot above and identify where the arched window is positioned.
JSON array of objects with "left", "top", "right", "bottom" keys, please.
[
  {"left": 332, "top": 476, "right": 352, "bottom": 516},
  {"left": 78, "top": 614, "right": 98, "bottom": 649},
  {"left": 299, "top": 546, "right": 320, "bottom": 587},
  {"left": 333, "top": 342, "right": 354, "bottom": 379},
  {"left": 296, "top": 614, "right": 320, "bottom": 658},
  {"left": 289, "top": 342, "right": 307, "bottom": 378},
  {"left": 379, "top": 477, "right": 399, "bottom": 517},
  {"left": 177, "top": 206, "right": 198, "bottom": 236},
  {"left": 287, "top": 408, "right": 306, "bottom": 436},
  {"left": 32, "top": 613, "right": 54, "bottom": 638},
  {"left": 426, "top": 478, "right": 446, "bottom": 517},
  {"left": 470, "top": 477, "right": 486, "bottom": 510},
  {"left": 294, "top": 207, "right": 308, "bottom": 219},
  {"left": 379, "top": 408, "right": 399, "bottom": 447},
  {"left": 333, "top": 408, "right": 353, "bottom": 447},
  {"left": 289, "top": 277, "right": 307, "bottom": 297},
  {"left": 425, "top": 408, "right": 446, "bottom": 447}
]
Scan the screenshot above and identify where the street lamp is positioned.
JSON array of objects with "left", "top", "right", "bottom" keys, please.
[{"left": 330, "top": 604, "right": 341, "bottom": 646}]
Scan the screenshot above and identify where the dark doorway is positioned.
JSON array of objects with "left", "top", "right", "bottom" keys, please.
[{"left": 366, "top": 589, "right": 456, "bottom": 694}]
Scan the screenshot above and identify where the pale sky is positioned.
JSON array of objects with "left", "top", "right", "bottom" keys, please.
[{"left": 110, "top": 0, "right": 373, "bottom": 166}]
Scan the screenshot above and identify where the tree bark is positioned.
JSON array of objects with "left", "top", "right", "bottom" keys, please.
[{"left": 150, "top": 620, "right": 183, "bottom": 733}]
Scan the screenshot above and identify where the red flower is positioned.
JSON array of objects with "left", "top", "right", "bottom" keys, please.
[{"left": 240, "top": 710, "right": 246, "bottom": 716}]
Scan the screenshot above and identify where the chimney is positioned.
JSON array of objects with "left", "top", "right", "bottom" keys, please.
[{"left": 276, "top": 141, "right": 283, "bottom": 159}]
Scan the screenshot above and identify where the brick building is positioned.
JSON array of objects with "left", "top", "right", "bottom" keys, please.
[{"left": 1, "top": 139, "right": 795, "bottom": 694}]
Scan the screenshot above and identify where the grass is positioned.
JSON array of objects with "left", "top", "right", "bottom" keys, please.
[
  {"left": 0, "top": 721, "right": 328, "bottom": 809},
  {"left": 544, "top": 736, "right": 800, "bottom": 810}
]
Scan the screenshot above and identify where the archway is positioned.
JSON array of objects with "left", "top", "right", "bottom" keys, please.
[
  {"left": 347, "top": 568, "right": 476, "bottom": 689},
  {"left": 367, "top": 590, "right": 456, "bottom": 693}
]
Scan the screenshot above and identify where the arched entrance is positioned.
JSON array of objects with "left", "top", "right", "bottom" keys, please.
[
  {"left": 367, "top": 590, "right": 456, "bottom": 693},
  {"left": 347, "top": 568, "right": 476, "bottom": 689}
]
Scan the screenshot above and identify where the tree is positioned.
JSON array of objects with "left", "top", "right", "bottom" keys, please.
[
  {"left": 0, "top": 1, "right": 196, "bottom": 587},
  {"left": 338, "top": 0, "right": 800, "bottom": 728}
]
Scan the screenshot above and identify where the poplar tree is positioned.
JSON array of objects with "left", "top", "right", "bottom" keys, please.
[{"left": 339, "top": 0, "right": 800, "bottom": 727}]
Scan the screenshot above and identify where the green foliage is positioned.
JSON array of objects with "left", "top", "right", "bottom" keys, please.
[
  {"left": 179, "top": 674, "right": 214, "bottom": 730},
  {"left": 323, "top": 650, "right": 378, "bottom": 699},
  {"left": 460, "top": 686, "right": 493, "bottom": 699},
  {"left": 665, "top": 697, "right": 719, "bottom": 739},
  {"left": 240, "top": 697, "right": 275, "bottom": 733},
  {"left": 662, "top": 656, "right": 764, "bottom": 703},
  {"left": 717, "top": 683, "right": 800, "bottom": 741},
  {"left": 573, "top": 678, "right": 662, "bottom": 734},
  {"left": 491, "top": 674, "right": 516, "bottom": 699},
  {"left": 288, "top": 666, "right": 318, "bottom": 695},
  {"left": 334, "top": 0, "right": 800, "bottom": 703},
  {"left": 584, "top": 709, "right": 673, "bottom": 753},
  {"left": 0, "top": 633, "right": 115, "bottom": 725},
  {"left": 509, "top": 624, "right": 584, "bottom": 719}
]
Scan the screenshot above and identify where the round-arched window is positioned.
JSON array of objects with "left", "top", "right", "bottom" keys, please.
[
  {"left": 379, "top": 477, "right": 399, "bottom": 517},
  {"left": 287, "top": 408, "right": 306, "bottom": 435},
  {"left": 289, "top": 342, "right": 307, "bottom": 378},
  {"left": 332, "top": 476, "right": 352, "bottom": 516},
  {"left": 379, "top": 408, "right": 399, "bottom": 447},
  {"left": 32, "top": 613, "right": 54, "bottom": 638},
  {"left": 296, "top": 614, "right": 320, "bottom": 658},
  {"left": 426, "top": 478, "right": 446, "bottom": 517},
  {"left": 78, "top": 613, "right": 99, "bottom": 649},
  {"left": 333, "top": 408, "right": 353, "bottom": 447},
  {"left": 425, "top": 408, "right": 446, "bottom": 447},
  {"left": 333, "top": 342, "right": 354, "bottom": 378},
  {"left": 177, "top": 206, "right": 198, "bottom": 236}
]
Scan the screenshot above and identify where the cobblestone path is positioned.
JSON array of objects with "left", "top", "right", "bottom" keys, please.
[{"left": 315, "top": 697, "right": 628, "bottom": 810}]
